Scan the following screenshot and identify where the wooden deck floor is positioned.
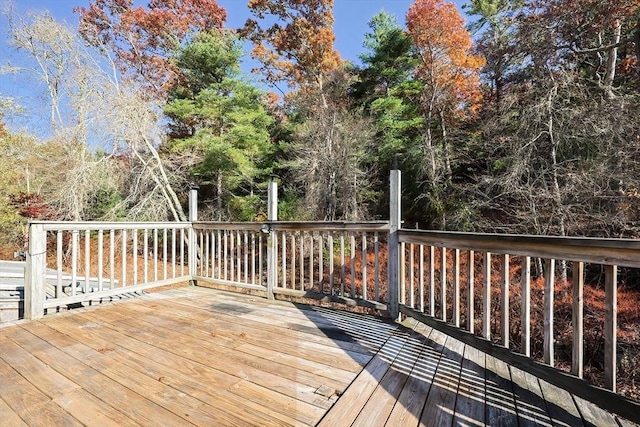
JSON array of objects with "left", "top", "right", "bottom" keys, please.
[{"left": 0, "top": 286, "right": 637, "bottom": 426}]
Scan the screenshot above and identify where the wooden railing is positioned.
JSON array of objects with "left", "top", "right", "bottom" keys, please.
[
  {"left": 395, "top": 230, "right": 640, "bottom": 394},
  {"left": 25, "top": 221, "right": 191, "bottom": 319},
  {"left": 192, "top": 221, "right": 390, "bottom": 308},
  {"left": 19, "top": 174, "right": 639, "bottom": 417},
  {"left": 192, "top": 222, "right": 267, "bottom": 291}
]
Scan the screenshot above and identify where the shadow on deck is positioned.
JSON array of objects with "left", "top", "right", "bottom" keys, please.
[{"left": 0, "top": 286, "right": 637, "bottom": 426}]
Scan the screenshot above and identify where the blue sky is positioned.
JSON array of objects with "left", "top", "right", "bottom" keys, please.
[
  {"left": 2, "top": 0, "right": 470, "bottom": 64},
  {"left": 0, "top": 0, "right": 470, "bottom": 135}
]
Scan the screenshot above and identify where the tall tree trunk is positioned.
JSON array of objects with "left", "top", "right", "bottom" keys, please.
[
  {"left": 603, "top": 19, "right": 621, "bottom": 99},
  {"left": 142, "top": 136, "right": 187, "bottom": 222},
  {"left": 217, "top": 171, "right": 223, "bottom": 221},
  {"left": 440, "top": 110, "right": 452, "bottom": 180},
  {"left": 547, "top": 83, "right": 568, "bottom": 282},
  {"left": 424, "top": 90, "right": 437, "bottom": 183}
]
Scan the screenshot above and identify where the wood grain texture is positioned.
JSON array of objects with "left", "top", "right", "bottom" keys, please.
[{"left": 1, "top": 285, "right": 637, "bottom": 427}]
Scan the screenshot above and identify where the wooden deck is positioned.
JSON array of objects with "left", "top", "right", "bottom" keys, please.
[{"left": 0, "top": 286, "right": 637, "bottom": 426}]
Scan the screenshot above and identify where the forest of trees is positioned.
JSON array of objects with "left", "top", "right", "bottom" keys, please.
[{"left": 1, "top": 0, "right": 640, "bottom": 249}]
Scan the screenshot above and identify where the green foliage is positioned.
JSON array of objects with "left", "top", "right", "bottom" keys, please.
[{"left": 165, "top": 30, "right": 274, "bottom": 220}]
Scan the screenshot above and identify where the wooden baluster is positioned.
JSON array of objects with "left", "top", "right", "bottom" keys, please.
[
  {"left": 521, "top": 256, "right": 531, "bottom": 357},
  {"left": 572, "top": 261, "right": 584, "bottom": 378},
  {"left": 110, "top": 229, "right": 115, "bottom": 289},
  {"left": 163, "top": 228, "right": 167, "bottom": 280},
  {"left": 85, "top": 230, "right": 91, "bottom": 293},
  {"left": 132, "top": 229, "right": 138, "bottom": 286},
  {"left": 71, "top": 230, "right": 78, "bottom": 296},
  {"left": 467, "top": 250, "right": 474, "bottom": 333},
  {"left": 374, "top": 232, "right": 380, "bottom": 301},
  {"left": 419, "top": 244, "right": 425, "bottom": 313},
  {"left": 483, "top": 251, "right": 491, "bottom": 340},
  {"left": 350, "top": 233, "right": 356, "bottom": 298},
  {"left": 429, "top": 246, "right": 435, "bottom": 316},
  {"left": 237, "top": 231, "right": 242, "bottom": 281},
  {"left": 57, "top": 231, "right": 63, "bottom": 298},
  {"left": 282, "top": 232, "right": 287, "bottom": 288},
  {"left": 153, "top": 229, "right": 158, "bottom": 282},
  {"left": 244, "top": 231, "right": 248, "bottom": 283},
  {"left": 362, "top": 233, "right": 367, "bottom": 300},
  {"left": 310, "top": 233, "right": 314, "bottom": 291},
  {"left": 544, "top": 258, "right": 555, "bottom": 366},
  {"left": 291, "top": 233, "right": 296, "bottom": 289},
  {"left": 121, "top": 229, "right": 127, "bottom": 287},
  {"left": 501, "top": 254, "right": 510, "bottom": 348},
  {"left": 604, "top": 264, "right": 617, "bottom": 392},
  {"left": 329, "top": 233, "right": 334, "bottom": 294},
  {"left": 97, "top": 230, "right": 103, "bottom": 292},
  {"left": 400, "top": 241, "right": 406, "bottom": 306},
  {"left": 251, "top": 232, "right": 256, "bottom": 284},
  {"left": 300, "top": 232, "right": 304, "bottom": 291},
  {"left": 172, "top": 228, "right": 176, "bottom": 279},
  {"left": 409, "top": 242, "right": 415, "bottom": 308},
  {"left": 340, "top": 233, "right": 345, "bottom": 296},
  {"left": 440, "top": 247, "right": 447, "bottom": 322},
  {"left": 319, "top": 233, "right": 324, "bottom": 293},
  {"left": 453, "top": 248, "right": 460, "bottom": 327}
]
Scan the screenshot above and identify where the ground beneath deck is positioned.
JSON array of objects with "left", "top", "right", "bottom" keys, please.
[{"left": 0, "top": 286, "right": 636, "bottom": 426}]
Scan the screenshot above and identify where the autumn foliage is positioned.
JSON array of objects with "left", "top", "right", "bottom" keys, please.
[
  {"left": 241, "top": 0, "right": 341, "bottom": 92},
  {"left": 76, "top": 0, "right": 227, "bottom": 97},
  {"left": 407, "top": 0, "right": 485, "bottom": 118}
]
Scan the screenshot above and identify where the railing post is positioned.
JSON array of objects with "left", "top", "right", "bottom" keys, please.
[
  {"left": 388, "top": 170, "right": 401, "bottom": 320},
  {"left": 25, "top": 222, "right": 46, "bottom": 320},
  {"left": 266, "top": 180, "right": 278, "bottom": 299},
  {"left": 188, "top": 188, "right": 198, "bottom": 285}
]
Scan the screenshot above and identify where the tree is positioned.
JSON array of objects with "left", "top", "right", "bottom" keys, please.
[
  {"left": 465, "top": 0, "right": 523, "bottom": 111},
  {"left": 241, "top": 0, "right": 341, "bottom": 100},
  {"left": 165, "top": 31, "right": 274, "bottom": 221},
  {"left": 76, "top": 0, "right": 227, "bottom": 98},
  {"left": 515, "top": 0, "right": 639, "bottom": 98},
  {"left": 406, "top": 0, "right": 485, "bottom": 228},
  {"left": 350, "top": 12, "right": 425, "bottom": 220},
  {"left": 289, "top": 68, "right": 374, "bottom": 221},
  {"left": 3, "top": 8, "right": 188, "bottom": 222}
]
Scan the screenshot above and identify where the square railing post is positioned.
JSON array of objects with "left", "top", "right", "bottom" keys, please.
[
  {"left": 25, "top": 222, "right": 46, "bottom": 320},
  {"left": 388, "top": 170, "right": 401, "bottom": 320},
  {"left": 188, "top": 188, "right": 198, "bottom": 285},
  {"left": 266, "top": 180, "right": 278, "bottom": 299}
]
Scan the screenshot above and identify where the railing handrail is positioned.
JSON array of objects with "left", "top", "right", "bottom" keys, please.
[
  {"left": 194, "top": 220, "right": 389, "bottom": 232},
  {"left": 31, "top": 221, "right": 191, "bottom": 231},
  {"left": 399, "top": 229, "right": 640, "bottom": 268}
]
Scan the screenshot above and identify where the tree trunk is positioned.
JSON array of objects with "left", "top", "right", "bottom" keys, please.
[
  {"left": 547, "top": 83, "right": 568, "bottom": 282},
  {"left": 440, "top": 110, "right": 452, "bottom": 180},
  {"left": 603, "top": 19, "right": 621, "bottom": 99},
  {"left": 217, "top": 171, "right": 223, "bottom": 222}
]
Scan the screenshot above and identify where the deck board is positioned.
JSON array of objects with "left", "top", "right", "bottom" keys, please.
[{"left": 0, "top": 286, "right": 637, "bottom": 426}]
